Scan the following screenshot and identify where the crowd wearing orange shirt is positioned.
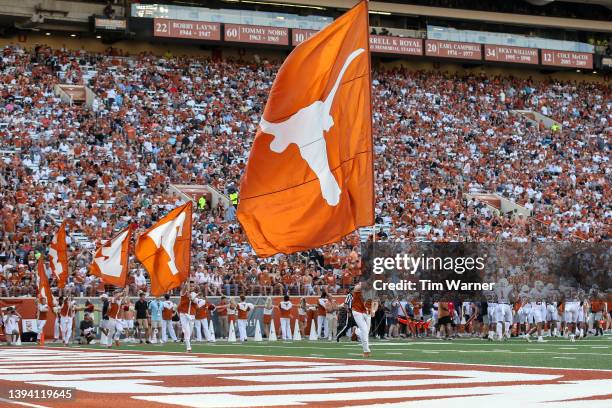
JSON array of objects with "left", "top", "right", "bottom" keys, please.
[{"left": 0, "top": 44, "right": 609, "bottom": 301}]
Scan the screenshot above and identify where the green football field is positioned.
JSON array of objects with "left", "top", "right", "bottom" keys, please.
[{"left": 73, "top": 334, "right": 612, "bottom": 370}]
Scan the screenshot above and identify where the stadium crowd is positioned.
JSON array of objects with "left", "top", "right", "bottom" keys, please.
[{"left": 0, "top": 43, "right": 610, "bottom": 298}]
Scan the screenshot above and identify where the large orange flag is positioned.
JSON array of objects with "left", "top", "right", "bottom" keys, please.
[
  {"left": 90, "top": 226, "right": 132, "bottom": 287},
  {"left": 37, "top": 256, "right": 53, "bottom": 302},
  {"left": 49, "top": 221, "right": 69, "bottom": 288},
  {"left": 135, "top": 202, "right": 192, "bottom": 296},
  {"left": 237, "top": 1, "right": 373, "bottom": 257}
]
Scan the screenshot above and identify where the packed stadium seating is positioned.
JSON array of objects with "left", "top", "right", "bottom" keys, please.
[{"left": 0, "top": 44, "right": 609, "bottom": 297}]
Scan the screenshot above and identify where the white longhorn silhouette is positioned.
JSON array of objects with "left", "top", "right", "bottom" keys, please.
[
  {"left": 49, "top": 233, "right": 63, "bottom": 278},
  {"left": 94, "top": 229, "right": 129, "bottom": 277},
  {"left": 147, "top": 211, "right": 187, "bottom": 275},
  {"left": 260, "top": 48, "right": 365, "bottom": 206}
]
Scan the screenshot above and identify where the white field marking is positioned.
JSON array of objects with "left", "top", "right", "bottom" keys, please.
[
  {"left": 527, "top": 349, "right": 545, "bottom": 351},
  {"left": 337, "top": 341, "right": 606, "bottom": 348},
  {"left": 385, "top": 352, "right": 403, "bottom": 355},
  {"left": 29, "top": 346, "right": 612, "bottom": 372},
  {"left": 0, "top": 360, "right": 326, "bottom": 371},
  {"left": 133, "top": 380, "right": 612, "bottom": 408},
  {"left": 553, "top": 357, "right": 576, "bottom": 360},
  {"left": 0, "top": 398, "right": 50, "bottom": 408},
  {"left": 29, "top": 371, "right": 559, "bottom": 394},
  {"left": 0, "top": 362, "right": 337, "bottom": 374},
  {"left": 421, "top": 351, "right": 439, "bottom": 354},
  {"left": 559, "top": 347, "right": 578, "bottom": 350},
  {"left": 193, "top": 344, "right": 612, "bottom": 355},
  {"left": 343, "top": 384, "right": 612, "bottom": 408},
  {"left": 368, "top": 340, "right": 611, "bottom": 346},
  {"left": 347, "top": 353, "right": 363, "bottom": 356},
  {"left": 0, "top": 358, "right": 230, "bottom": 367},
  {"left": 1, "top": 365, "right": 424, "bottom": 382},
  {"left": 591, "top": 346, "right": 609, "bottom": 349},
  {"left": 220, "top": 370, "right": 443, "bottom": 383},
  {"left": 0, "top": 354, "right": 242, "bottom": 363}
]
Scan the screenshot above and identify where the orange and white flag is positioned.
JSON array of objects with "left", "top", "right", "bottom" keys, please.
[
  {"left": 135, "top": 202, "right": 192, "bottom": 296},
  {"left": 90, "top": 226, "right": 132, "bottom": 287},
  {"left": 37, "top": 256, "right": 53, "bottom": 302},
  {"left": 49, "top": 221, "right": 69, "bottom": 288},
  {"left": 237, "top": 1, "right": 374, "bottom": 257}
]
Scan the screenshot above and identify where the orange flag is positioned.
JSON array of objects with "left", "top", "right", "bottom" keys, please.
[
  {"left": 49, "top": 221, "right": 69, "bottom": 288},
  {"left": 237, "top": 1, "right": 374, "bottom": 257},
  {"left": 90, "top": 226, "right": 132, "bottom": 287},
  {"left": 135, "top": 202, "right": 192, "bottom": 296},
  {"left": 37, "top": 256, "right": 53, "bottom": 302}
]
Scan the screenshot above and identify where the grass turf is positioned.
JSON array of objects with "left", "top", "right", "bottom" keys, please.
[{"left": 72, "top": 334, "right": 612, "bottom": 370}]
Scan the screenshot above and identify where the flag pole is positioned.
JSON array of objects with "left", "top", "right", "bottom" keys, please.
[{"left": 363, "top": 0, "right": 376, "bottom": 233}]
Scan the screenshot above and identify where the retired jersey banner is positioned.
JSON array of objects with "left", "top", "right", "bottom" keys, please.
[
  {"left": 153, "top": 18, "right": 221, "bottom": 41},
  {"left": 541, "top": 49, "right": 593, "bottom": 69},
  {"left": 135, "top": 202, "right": 192, "bottom": 296},
  {"left": 224, "top": 24, "right": 289, "bottom": 46},
  {"left": 237, "top": 0, "right": 374, "bottom": 257}
]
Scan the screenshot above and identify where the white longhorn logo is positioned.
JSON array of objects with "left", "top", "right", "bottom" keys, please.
[
  {"left": 94, "top": 229, "right": 129, "bottom": 277},
  {"left": 260, "top": 48, "right": 365, "bottom": 206},
  {"left": 147, "top": 212, "right": 187, "bottom": 275},
  {"left": 49, "top": 235, "right": 63, "bottom": 278}
]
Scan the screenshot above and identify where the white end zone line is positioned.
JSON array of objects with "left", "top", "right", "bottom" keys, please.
[{"left": 18, "top": 346, "right": 612, "bottom": 372}]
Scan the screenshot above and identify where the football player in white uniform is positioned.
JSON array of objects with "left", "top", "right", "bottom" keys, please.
[
  {"left": 524, "top": 289, "right": 546, "bottom": 342},
  {"left": 484, "top": 291, "right": 497, "bottom": 341},
  {"left": 546, "top": 292, "right": 560, "bottom": 337},
  {"left": 564, "top": 287, "right": 581, "bottom": 341},
  {"left": 494, "top": 278, "right": 513, "bottom": 341}
]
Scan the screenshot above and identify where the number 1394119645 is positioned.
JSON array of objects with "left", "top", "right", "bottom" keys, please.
[{"left": 5, "top": 387, "right": 75, "bottom": 401}]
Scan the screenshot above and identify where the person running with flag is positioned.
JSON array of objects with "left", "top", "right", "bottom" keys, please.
[
  {"left": 106, "top": 289, "right": 126, "bottom": 348},
  {"left": 36, "top": 296, "right": 50, "bottom": 344},
  {"left": 351, "top": 281, "right": 377, "bottom": 357},
  {"left": 178, "top": 281, "right": 199, "bottom": 352}
]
